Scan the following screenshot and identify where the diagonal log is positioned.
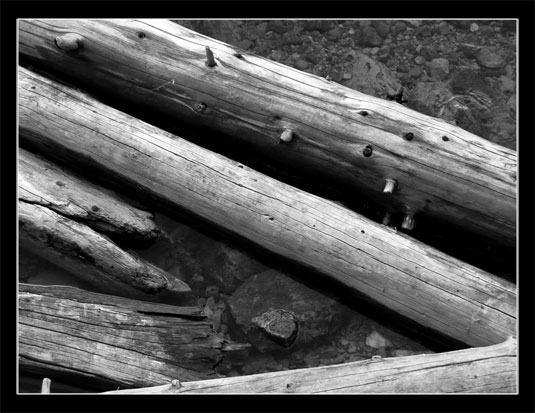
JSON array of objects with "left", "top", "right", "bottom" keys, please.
[
  {"left": 18, "top": 19, "right": 516, "bottom": 247},
  {"left": 18, "top": 284, "right": 245, "bottom": 389},
  {"left": 18, "top": 67, "right": 516, "bottom": 347},
  {"left": 19, "top": 148, "right": 160, "bottom": 245},
  {"left": 18, "top": 200, "right": 191, "bottom": 299},
  {"left": 102, "top": 337, "right": 516, "bottom": 394}
]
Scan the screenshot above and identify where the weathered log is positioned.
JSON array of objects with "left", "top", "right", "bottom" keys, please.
[
  {"left": 103, "top": 337, "right": 516, "bottom": 394},
  {"left": 18, "top": 200, "right": 191, "bottom": 299},
  {"left": 18, "top": 19, "right": 516, "bottom": 247},
  {"left": 18, "top": 67, "right": 516, "bottom": 347},
  {"left": 18, "top": 284, "right": 246, "bottom": 389},
  {"left": 19, "top": 148, "right": 160, "bottom": 244}
]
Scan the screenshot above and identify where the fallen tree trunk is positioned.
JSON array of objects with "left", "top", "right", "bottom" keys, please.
[
  {"left": 18, "top": 19, "right": 516, "bottom": 248},
  {"left": 103, "top": 337, "right": 516, "bottom": 394},
  {"left": 18, "top": 200, "right": 191, "bottom": 299},
  {"left": 18, "top": 284, "right": 246, "bottom": 389},
  {"left": 18, "top": 67, "right": 516, "bottom": 347},
  {"left": 19, "top": 148, "right": 160, "bottom": 245}
]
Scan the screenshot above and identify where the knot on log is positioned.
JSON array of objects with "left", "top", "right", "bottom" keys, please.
[
  {"left": 54, "top": 33, "right": 83, "bottom": 51},
  {"left": 205, "top": 46, "right": 217, "bottom": 67},
  {"left": 278, "top": 129, "right": 293, "bottom": 144},
  {"left": 383, "top": 179, "right": 397, "bottom": 194}
]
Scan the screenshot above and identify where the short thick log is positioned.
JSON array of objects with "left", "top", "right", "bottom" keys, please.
[
  {"left": 18, "top": 200, "right": 190, "bottom": 298},
  {"left": 19, "top": 148, "right": 160, "bottom": 244},
  {"left": 18, "top": 67, "right": 516, "bottom": 347},
  {"left": 18, "top": 284, "right": 241, "bottom": 389},
  {"left": 18, "top": 19, "right": 516, "bottom": 247},
  {"left": 103, "top": 337, "right": 516, "bottom": 394}
]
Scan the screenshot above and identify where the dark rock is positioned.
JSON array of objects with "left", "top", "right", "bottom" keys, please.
[
  {"left": 294, "top": 59, "right": 309, "bottom": 71},
  {"left": 501, "top": 20, "right": 516, "bottom": 33},
  {"left": 283, "top": 32, "right": 301, "bottom": 45},
  {"left": 252, "top": 309, "right": 298, "bottom": 347},
  {"left": 391, "top": 21, "right": 407, "bottom": 36},
  {"left": 450, "top": 20, "right": 472, "bottom": 29},
  {"left": 237, "top": 39, "right": 253, "bottom": 50},
  {"left": 327, "top": 27, "right": 342, "bottom": 40},
  {"left": 420, "top": 45, "right": 438, "bottom": 61},
  {"left": 228, "top": 269, "right": 345, "bottom": 352},
  {"left": 371, "top": 20, "right": 390, "bottom": 37},
  {"left": 360, "top": 25, "right": 383, "bottom": 47},
  {"left": 429, "top": 58, "right": 450, "bottom": 80},
  {"left": 451, "top": 69, "right": 492, "bottom": 95},
  {"left": 408, "top": 66, "right": 423, "bottom": 78},
  {"left": 341, "top": 51, "right": 401, "bottom": 98},
  {"left": 267, "top": 20, "right": 289, "bottom": 34},
  {"left": 476, "top": 46, "right": 506, "bottom": 69},
  {"left": 457, "top": 43, "right": 480, "bottom": 59},
  {"left": 438, "top": 21, "right": 450, "bottom": 35},
  {"left": 303, "top": 20, "right": 331, "bottom": 33}
]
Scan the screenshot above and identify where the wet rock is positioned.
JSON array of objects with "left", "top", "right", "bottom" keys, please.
[
  {"left": 476, "top": 46, "right": 506, "bottom": 69},
  {"left": 252, "top": 309, "right": 299, "bottom": 347},
  {"left": 366, "top": 330, "right": 393, "bottom": 348},
  {"left": 341, "top": 51, "right": 401, "bottom": 98},
  {"left": 371, "top": 20, "right": 390, "bottom": 37},
  {"left": 429, "top": 57, "right": 450, "bottom": 80},
  {"left": 499, "top": 75, "right": 516, "bottom": 93},
  {"left": 360, "top": 25, "right": 383, "bottom": 47},
  {"left": 228, "top": 269, "right": 345, "bottom": 352}
]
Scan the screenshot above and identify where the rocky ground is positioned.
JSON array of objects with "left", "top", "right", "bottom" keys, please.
[
  {"left": 176, "top": 19, "right": 517, "bottom": 150},
  {"left": 19, "top": 19, "right": 516, "bottom": 390}
]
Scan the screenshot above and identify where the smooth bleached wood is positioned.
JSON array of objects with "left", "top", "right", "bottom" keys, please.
[
  {"left": 19, "top": 148, "right": 161, "bottom": 244},
  {"left": 18, "top": 19, "right": 516, "bottom": 247},
  {"left": 18, "top": 67, "right": 516, "bottom": 347},
  {"left": 18, "top": 284, "right": 240, "bottom": 389},
  {"left": 103, "top": 337, "right": 516, "bottom": 394},
  {"left": 18, "top": 200, "right": 191, "bottom": 299}
]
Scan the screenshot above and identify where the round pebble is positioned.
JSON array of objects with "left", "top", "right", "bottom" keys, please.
[
  {"left": 294, "top": 59, "right": 308, "bottom": 70},
  {"left": 414, "top": 55, "right": 425, "bottom": 65}
]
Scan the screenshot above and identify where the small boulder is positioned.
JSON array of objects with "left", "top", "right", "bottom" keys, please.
[
  {"left": 360, "top": 25, "right": 383, "bottom": 47},
  {"left": 476, "top": 46, "right": 506, "bottom": 69},
  {"left": 429, "top": 57, "right": 450, "bottom": 80},
  {"left": 252, "top": 309, "right": 299, "bottom": 347}
]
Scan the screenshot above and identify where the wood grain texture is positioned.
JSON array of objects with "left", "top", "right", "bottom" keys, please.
[
  {"left": 18, "top": 67, "right": 516, "bottom": 347},
  {"left": 18, "top": 19, "right": 516, "bottom": 247},
  {"left": 103, "top": 337, "right": 516, "bottom": 394},
  {"left": 19, "top": 148, "right": 160, "bottom": 243},
  {"left": 18, "top": 200, "right": 191, "bottom": 298},
  {"left": 18, "top": 284, "right": 232, "bottom": 389}
]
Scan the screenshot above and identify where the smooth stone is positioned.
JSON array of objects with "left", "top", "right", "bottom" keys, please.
[
  {"left": 414, "top": 55, "right": 426, "bottom": 65},
  {"left": 294, "top": 59, "right": 309, "bottom": 71},
  {"left": 429, "top": 57, "right": 450, "bottom": 80},
  {"left": 470, "top": 22, "right": 479, "bottom": 32}
]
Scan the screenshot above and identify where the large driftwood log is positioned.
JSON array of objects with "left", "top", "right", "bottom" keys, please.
[
  {"left": 103, "top": 337, "right": 516, "bottom": 394},
  {"left": 19, "top": 148, "right": 160, "bottom": 244},
  {"left": 18, "top": 200, "right": 190, "bottom": 299},
  {"left": 18, "top": 19, "right": 516, "bottom": 248},
  {"left": 18, "top": 67, "right": 516, "bottom": 347},
  {"left": 18, "top": 284, "right": 245, "bottom": 389}
]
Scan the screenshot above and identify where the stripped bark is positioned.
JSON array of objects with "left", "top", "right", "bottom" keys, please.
[
  {"left": 18, "top": 19, "right": 516, "bottom": 247},
  {"left": 18, "top": 67, "right": 516, "bottom": 347}
]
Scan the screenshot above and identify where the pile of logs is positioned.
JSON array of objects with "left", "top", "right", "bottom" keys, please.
[{"left": 18, "top": 19, "right": 516, "bottom": 393}]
